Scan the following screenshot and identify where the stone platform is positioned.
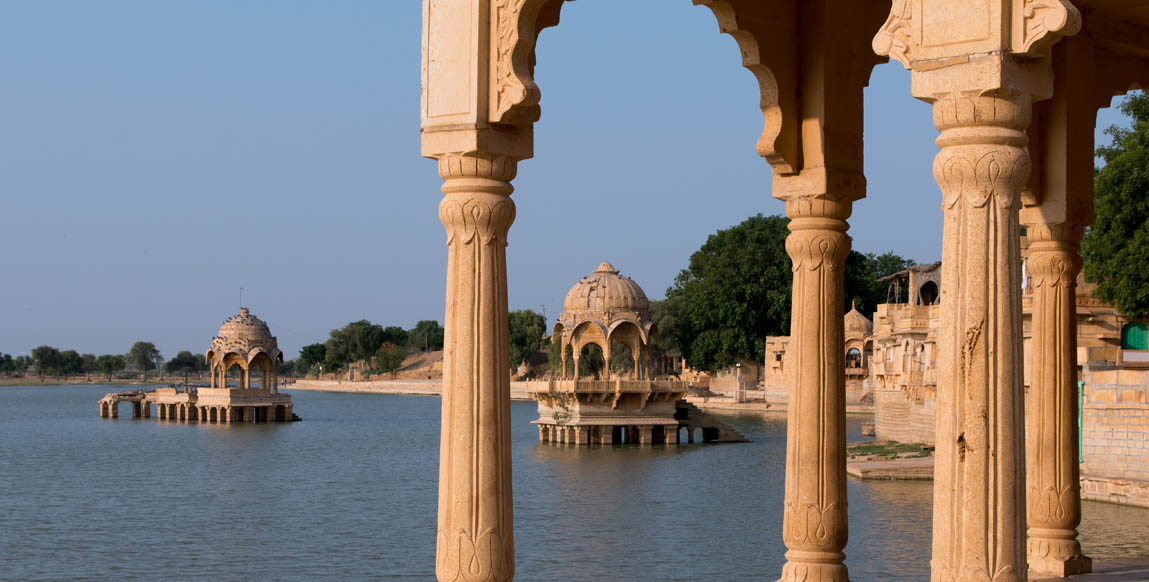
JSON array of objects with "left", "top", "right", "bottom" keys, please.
[{"left": 1034, "top": 558, "right": 1149, "bottom": 581}]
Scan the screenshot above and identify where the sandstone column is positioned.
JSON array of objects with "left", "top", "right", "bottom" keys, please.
[
  {"left": 435, "top": 152, "right": 515, "bottom": 582},
  {"left": 927, "top": 86, "right": 1034, "bottom": 582},
  {"left": 872, "top": 4, "right": 1080, "bottom": 578},
  {"left": 779, "top": 200, "right": 851, "bottom": 582},
  {"left": 1025, "top": 223, "right": 1092, "bottom": 576}
]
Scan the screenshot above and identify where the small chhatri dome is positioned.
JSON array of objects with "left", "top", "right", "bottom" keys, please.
[
  {"left": 209, "top": 307, "right": 281, "bottom": 362},
  {"left": 844, "top": 300, "right": 873, "bottom": 339},
  {"left": 563, "top": 261, "right": 650, "bottom": 314},
  {"left": 217, "top": 307, "right": 274, "bottom": 344}
]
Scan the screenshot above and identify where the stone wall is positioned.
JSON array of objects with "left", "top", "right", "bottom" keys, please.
[
  {"left": 872, "top": 387, "right": 936, "bottom": 445},
  {"left": 1081, "top": 367, "right": 1149, "bottom": 485}
]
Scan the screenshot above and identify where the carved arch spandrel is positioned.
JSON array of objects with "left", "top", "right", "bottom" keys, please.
[
  {"left": 694, "top": 0, "right": 799, "bottom": 174},
  {"left": 492, "top": 0, "right": 800, "bottom": 174},
  {"left": 489, "top": 0, "right": 566, "bottom": 126}
]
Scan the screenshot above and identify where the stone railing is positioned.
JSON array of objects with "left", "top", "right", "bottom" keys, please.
[{"left": 525, "top": 379, "right": 687, "bottom": 394}]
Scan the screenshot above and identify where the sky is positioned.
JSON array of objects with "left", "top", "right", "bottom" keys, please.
[{"left": 0, "top": 1, "right": 1132, "bottom": 360}]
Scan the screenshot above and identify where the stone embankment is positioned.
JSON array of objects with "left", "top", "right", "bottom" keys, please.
[{"left": 289, "top": 379, "right": 534, "bottom": 401}]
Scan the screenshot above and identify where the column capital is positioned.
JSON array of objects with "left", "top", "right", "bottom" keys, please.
[{"left": 874, "top": 0, "right": 1080, "bottom": 70}]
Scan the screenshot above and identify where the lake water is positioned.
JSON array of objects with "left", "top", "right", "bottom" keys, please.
[{"left": 1, "top": 385, "right": 1146, "bottom": 581}]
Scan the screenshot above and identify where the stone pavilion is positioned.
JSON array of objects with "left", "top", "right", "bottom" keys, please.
[
  {"left": 529, "top": 262, "right": 743, "bottom": 446},
  {"left": 99, "top": 307, "right": 296, "bottom": 423}
]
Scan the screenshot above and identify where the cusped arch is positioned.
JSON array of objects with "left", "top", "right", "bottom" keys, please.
[
  {"left": 571, "top": 319, "right": 608, "bottom": 344},
  {"left": 607, "top": 319, "right": 645, "bottom": 346},
  {"left": 498, "top": 0, "right": 798, "bottom": 173}
]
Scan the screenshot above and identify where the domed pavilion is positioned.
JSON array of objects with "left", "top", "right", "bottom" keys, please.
[
  {"left": 528, "top": 262, "right": 745, "bottom": 447},
  {"left": 206, "top": 307, "right": 284, "bottom": 392},
  {"left": 106, "top": 307, "right": 297, "bottom": 424},
  {"left": 552, "top": 261, "right": 658, "bottom": 380}
]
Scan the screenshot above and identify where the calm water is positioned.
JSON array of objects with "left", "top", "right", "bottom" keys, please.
[{"left": 1, "top": 386, "right": 1146, "bottom": 581}]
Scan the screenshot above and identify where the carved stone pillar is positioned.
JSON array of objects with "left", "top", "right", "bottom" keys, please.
[
  {"left": 435, "top": 152, "right": 516, "bottom": 582},
  {"left": 928, "top": 90, "right": 1032, "bottom": 582},
  {"left": 779, "top": 200, "right": 851, "bottom": 582},
  {"left": 1025, "top": 222, "right": 1091, "bottom": 577}
]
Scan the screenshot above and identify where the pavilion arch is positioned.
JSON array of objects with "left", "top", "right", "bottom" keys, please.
[{"left": 493, "top": 0, "right": 807, "bottom": 173}]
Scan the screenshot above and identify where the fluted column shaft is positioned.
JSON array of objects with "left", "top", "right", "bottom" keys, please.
[
  {"left": 1025, "top": 223, "right": 1091, "bottom": 577},
  {"left": 780, "top": 202, "right": 851, "bottom": 582},
  {"left": 929, "top": 92, "right": 1030, "bottom": 582},
  {"left": 435, "top": 152, "right": 516, "bottom": 582}
]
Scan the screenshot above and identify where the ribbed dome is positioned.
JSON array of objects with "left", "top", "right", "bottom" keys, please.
[
  {"left": 563, "top": 262, "right": 650, "bottom": 314},
  {"left": 844, "top": 301, "right": 873, "bottom": 338},
  {"left": 217, "top": 308, "right": 273, "bottom": 344},
  {"left": 209, "top": 307, "right": 280, "bottom": 360}
]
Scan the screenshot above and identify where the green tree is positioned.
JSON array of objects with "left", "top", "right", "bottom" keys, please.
[
  {"left": 13, "top": 355, "right": 31, "bottom": 377},
  {"left": 610, "top": 344, "right": 633, "bottom": 374},
  {"left": 0, "top": 353, "right": 13, "bottom": 376},
  {"left": 298, "top": 343, "right": 327, "bottom": 374},
  {"left": 96, "top": 354, "right": 127, "bottom": 381},
  {"left": 31, "top": 346, "right": 61, "bottom": 381},
  {"left": 1083, "top": 93, "right": 1149, "bottom": 319},
  {"left": 165, "top": 351, "right": 204, "bottom": 382},
  {"left": 408, "top": 320, "right": 445, "bottom": 352},
  {"left": 59, "top": 350, "right": 84, "bottom": 381},
  {"left": 81, "top": 353, "right": 97, "bottom": 380},
  {"left": 843, "top": 251, "right": 918, "bottom": 314},
  {"left": 667, "top": 214, "right": 914, "bottom": 372},
  {"left": 381, "top": 325, "right": 409, "bottom": 348},
  {"left": 669, "top": 214, "right": 792, "bottom": 373},
  {"left": 508, "top": 309, "right": 545, "bottom": 370},
  {"left": 128, "top": 342, "right": 162, "bottom": 381},
  {"left": 374, "top": 341, "right": 407, "bottom": 379},
  {"left": 278, "top": 359, "right": 297, "bottom": 377},
  {"left": 579, "top": 344, "right": 605, "bottom": 379}
]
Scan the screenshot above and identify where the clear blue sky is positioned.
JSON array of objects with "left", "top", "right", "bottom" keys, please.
[{"left": 0, "top": 1, "right": 1129, "bottom": 360}]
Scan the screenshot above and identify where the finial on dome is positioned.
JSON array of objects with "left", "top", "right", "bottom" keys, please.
[
  {"left": 240, "top": 307, "right": 249, "bottom": 315},
  {"left": 851, "top": 300, "right": 856, "bottom": 311},
  {"left": 595, "top": 261, "right": 619, "bottom": 274}
]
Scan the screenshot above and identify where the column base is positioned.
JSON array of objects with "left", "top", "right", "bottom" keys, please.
[
  {"left": 1028, "top": 538, "right": 1092, "bottom": 578},
  {"left": 778, "top": 556, "right": 847, "bottom": 582}
]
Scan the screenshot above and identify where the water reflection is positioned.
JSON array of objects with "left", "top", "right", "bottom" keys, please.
[{"left": 0, "top": 386, "right": 1144, "bottom": 581}]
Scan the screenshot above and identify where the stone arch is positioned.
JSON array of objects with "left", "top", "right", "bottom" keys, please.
[
  {"left": 918, "top": 280, "right": 939, "bottom": 305},
  {"left": 497, "top": 0, "right": 798, "bottom": 172},
  {"left": 846, "top": 347, "right": 862, "bottom": 368}
]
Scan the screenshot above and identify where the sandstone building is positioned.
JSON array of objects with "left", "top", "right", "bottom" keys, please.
[{"left": 420, "top": 2, "right": 1148, "bottom": 579}]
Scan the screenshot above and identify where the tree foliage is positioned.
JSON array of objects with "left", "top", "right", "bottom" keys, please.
[
  {"left": 663, "top": 214, "right": 916, "bottom": 373},
  {"left": 578, "top": 343, "right": 604, "bottom": 379},
  {"left": 298, "top": 343, "right": 327, "bottom": 374},
  {"left": 31, "top": 346, "right": 61, "bottom": 380},
  {"left": 165, "top": 351, "right": 205, "bottom": 381},
  {"left": 128, "top": 342, "right": 162, "bottom": 380},
  {"left": 844, "top": 251, "right": 918, "bottom": 315},
  {"left": 508, "top": 309, "right": 546, "bottom": 369},
  {"left": 59, "top": 350, "right": 84, "bottom": 380},
  {"left": 374, "top": 342, "right": 407, "bottom": 379},
  {"left": 1083, "top": 93, "right": 1149, "bottom": 319},
  {"left": 96, "top": 354, "right": 127, "bottom": 381},
  {"left": 409, "top": 320, "right": 445, "bottom": 352}
]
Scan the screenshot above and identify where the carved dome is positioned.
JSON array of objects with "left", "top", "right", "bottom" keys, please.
[
  {"left": 844, "top": 301, "right": 873, "bottom": 340},
  {"left": 208, "top": 307, "right": 281, "bottom": 361},
  {"left": 563, "top": 262, "right": 650, "bottom": 314}
]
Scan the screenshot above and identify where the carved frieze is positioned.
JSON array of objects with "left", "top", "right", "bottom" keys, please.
[{"left": 874, "top": 0, "right": 1081, "bottom": 68}]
